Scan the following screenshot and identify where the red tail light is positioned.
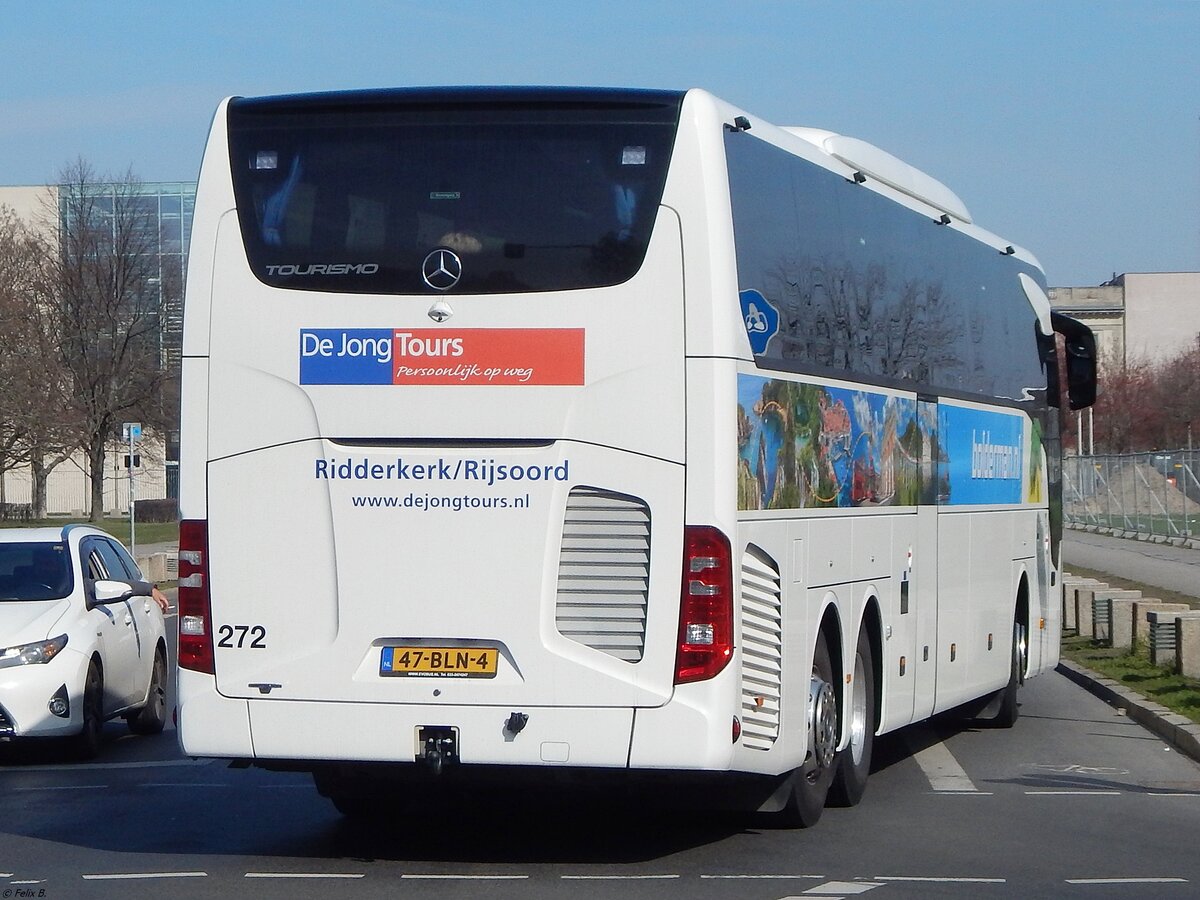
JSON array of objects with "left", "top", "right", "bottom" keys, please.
[
  {"left": 177, "top": 519, "right": 214, "bottom": 674},
  {"left": 674, "top": 526, "right": 734, "bottom": 684}
]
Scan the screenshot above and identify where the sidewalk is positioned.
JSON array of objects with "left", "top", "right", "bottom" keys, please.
[{"left": 1060, "top": 526, "right": 1200, "bottom": 765}]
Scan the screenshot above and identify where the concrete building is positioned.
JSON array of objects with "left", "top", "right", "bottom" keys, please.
[{"left": 1050, "top": 272, "right": 1200, "bottom": 367}]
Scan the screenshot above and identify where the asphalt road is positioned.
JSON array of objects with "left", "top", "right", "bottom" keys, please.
[
  {"left": 1062, "top": 529, "right": 1200, "bottom": 599},
  {"left": 2, "top": 539, "right": 1195, "bottom": 898},
  {"left": 3, "top": 611, "right": 1200, "bottom": 900}
]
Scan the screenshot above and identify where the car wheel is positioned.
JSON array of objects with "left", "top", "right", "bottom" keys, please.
[
  {"left": 126, "top": 648, "right": 168, "bottom": 735},
  {"left": 73, "top": 661, "right": 104, "bottom": 760}
]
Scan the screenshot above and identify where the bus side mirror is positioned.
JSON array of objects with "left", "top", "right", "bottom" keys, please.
[{"left": 1050, "top": 312, "right": 1097, "bottom": 410}]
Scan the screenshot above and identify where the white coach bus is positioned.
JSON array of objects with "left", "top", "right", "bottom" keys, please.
[{"left": 177, "top": 87, "right": 1097, "bottom": 825}]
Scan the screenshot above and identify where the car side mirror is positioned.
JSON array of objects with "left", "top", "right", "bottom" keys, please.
[{"left": 91, "top": 579, "right": 154, "bottom": 606}]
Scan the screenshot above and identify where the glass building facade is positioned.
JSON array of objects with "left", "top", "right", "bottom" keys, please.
[{"left": 57, "top": 181, "right": 196, "bottom": 373}]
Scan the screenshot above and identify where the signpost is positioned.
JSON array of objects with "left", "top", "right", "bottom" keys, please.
[{"left": 123, "top": 423, "right": 141, "bottom": 556}]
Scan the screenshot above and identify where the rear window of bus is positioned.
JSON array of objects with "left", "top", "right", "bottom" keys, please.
[{"left": 227, "top": 89, "right": 682, "bottom": 295}]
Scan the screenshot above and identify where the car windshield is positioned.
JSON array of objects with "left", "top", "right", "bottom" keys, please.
[{"left": 0, "top": 542, "right": 73, "bottom": 601}]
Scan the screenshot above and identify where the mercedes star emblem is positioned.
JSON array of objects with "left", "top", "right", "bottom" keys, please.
[{"left": 421, "top": 248, "right": 463, "bottom": 291}]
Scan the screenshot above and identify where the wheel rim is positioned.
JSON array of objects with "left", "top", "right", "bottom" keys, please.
[
  {"left": 1015, "top": 623, "right": 1028, "bottom": 686},
  {"left": 808, "top": 674, "right": 837, "bottom": 775},
  {"left": 83, "top": 666, "right": 101, "bottom": 737},
  {"left": 149, "top": 655, "right": 166, "bottom": 717},
  {"left": 847, "top": 650, "right": 868, "bottom": 766}
]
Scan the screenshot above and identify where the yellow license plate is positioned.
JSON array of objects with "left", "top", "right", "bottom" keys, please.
[{"left": 380, "top": 646, "right": 498, "bottom": 678}]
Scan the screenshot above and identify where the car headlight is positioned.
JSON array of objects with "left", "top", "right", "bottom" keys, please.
[{"left": 0, "top": 634, "right": 69, "bottom": 669}]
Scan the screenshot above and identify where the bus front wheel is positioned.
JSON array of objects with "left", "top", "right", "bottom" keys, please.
[{"left": 992, "top": 619, "right": 1026, "bottom": 728}]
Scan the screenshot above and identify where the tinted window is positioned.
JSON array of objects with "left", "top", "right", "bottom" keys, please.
[
  {"left": 0, "top": 542, "right": 72, "bottom": 602},
  {"left": 725, "top": 132, "right": 1048, "bottom": 404},
  {"left": 84, "top": 539, "right": 136, "bottom": 582},
  {"left": 228, "top": 90, "right": 682, "bottom": 295}
]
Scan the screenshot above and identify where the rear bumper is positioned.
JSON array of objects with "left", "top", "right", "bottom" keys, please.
[{"left": 177, "top": 669, "right": 743, "bottom": 770}]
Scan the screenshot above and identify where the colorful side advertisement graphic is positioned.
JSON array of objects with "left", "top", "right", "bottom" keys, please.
[
  {"left": 737, "top": 374, "right": 1036, "bottom": 511},
  {"left": 299, "top": 328, "right": 585, "bottom": 386}
]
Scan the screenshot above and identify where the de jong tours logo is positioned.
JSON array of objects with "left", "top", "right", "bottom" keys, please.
[{"left": 299, "top": 328, "right": 585, "bottom": 386}]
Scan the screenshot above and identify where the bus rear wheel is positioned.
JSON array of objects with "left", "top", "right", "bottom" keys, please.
[
  {"left": 829, "top": 628, "right": 874, "bottom": 807},
  {"left": 780, "top": 631, "right": 837, "bottom": 827}
]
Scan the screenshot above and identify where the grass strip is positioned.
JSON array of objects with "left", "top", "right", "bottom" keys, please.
[{"left": 1062, "top": 565, "right": 1200, "bottom": 724}]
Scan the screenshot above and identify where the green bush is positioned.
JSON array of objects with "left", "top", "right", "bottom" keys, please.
[{"left": 133, "top": 498, "right": 179, "bottom": 523}]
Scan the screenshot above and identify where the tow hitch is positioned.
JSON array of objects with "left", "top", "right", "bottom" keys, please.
[{"left": 418, "top": 726, "right": 459, "bottom": 775}]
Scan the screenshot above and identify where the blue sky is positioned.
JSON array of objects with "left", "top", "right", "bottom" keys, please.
[{"left": 1, "top": 0, "right": 1197, "bottom": 285}]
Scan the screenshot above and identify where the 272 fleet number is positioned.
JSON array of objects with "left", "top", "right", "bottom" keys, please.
[{"left": 216, "top": 624, "right": 267, "bottom": 649}]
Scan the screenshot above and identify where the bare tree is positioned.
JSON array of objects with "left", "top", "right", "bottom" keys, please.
[
  {"left": 41, "top": 160, "right": 171, "bottom": 522},
  {"left": 0, "top": 205, "right": 80, "bottom": 516}
]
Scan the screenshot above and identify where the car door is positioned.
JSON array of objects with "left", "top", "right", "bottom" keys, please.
[
  {"left": 80, "top": 537, "right": 144, "bottom": 711},
  {"left": 106, "top": 538, "right": 162, "bottom": 693}
]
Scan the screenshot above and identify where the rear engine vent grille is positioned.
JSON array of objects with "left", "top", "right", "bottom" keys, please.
[
  {"left": 740, "top": 545, "right": 782, "bottom": 750},
  {"left": 555, "top": 487, "right": 651, "bottom": 663}
]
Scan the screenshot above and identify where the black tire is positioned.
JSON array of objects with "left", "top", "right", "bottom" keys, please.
[
  {"left": 829, "top": 628, "right": 875, "bottom": 807},
  {"left": 779, "top": 630, "right": 837, "bottom": 827},
  {"left": 73, "top": 661, "right": 104, "bottom": 760},
  {"left": 126, "top": 647, "right": 168, "bottom": 735},
  {"left": 992, "top": 620, "right": 1026, "bottom": 728}
]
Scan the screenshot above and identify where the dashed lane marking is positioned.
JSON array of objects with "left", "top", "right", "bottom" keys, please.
[
  {"left": 82, "top": 872, "right": 207, "bottom": 880},
  {"left": 399, "top": 874, "right": 529, "bottom": 880},
  {"left": 0, "top": 758, "right": 212, "bottom": 773},
  {"left": 874, "top": 876, "right": 1007, "bottom": 883},
  {"left": 1065, "top": 877, "right": 1188, "bottom": 885},
  {"left": 1025, "top": 790, "right": 1122, "bottom": 796},
  {"left": 561, "top": 874, "right": 680, "bottom": 880},
  {"left": 245, "top": 872, "right": 365, "bottom": 879},
  {"left": 700, "top": 874, "right": 825, "bottom": 880}
]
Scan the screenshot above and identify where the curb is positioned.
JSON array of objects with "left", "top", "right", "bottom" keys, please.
[{"left": 1056, "top": 659, "right": 1200, "bottom": 764}]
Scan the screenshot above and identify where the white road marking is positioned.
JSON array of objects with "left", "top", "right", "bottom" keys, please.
[
  {"left": 400, "top": 874, "right": 529, "bottom": 880},
  {"left": 1025, "top": 790, "right": 1122, "bottom": 796},
  {"left": 245, "top": 872, "right": 365, "bottom": 878},
  {"left": 0, "top": 757, "right": 211, "bottom": 774},
  {"left": 1070, "top": 883, "right": 1190, "bottom": 888},
  {"left": 701, "top": 874, "right": 824, "bottom": 879},
  {"left": 561, "top": 874, "right": 680, "bottom": 880},
  {"left": 802, "top": 882, "right": 884, "bottom": 895},
  {"left": 910, "top": 737, "right": 978, "bottom": 792},
  {"left": 875, "top": 876, "right": 1007, "bottom": 883},
  {"left": 931, "top": 790, "right": 994, "bottom": 796},
  {"left": 82, "top": 871, "right": 207, "bottom": 880},
  {"left": 1146, "top": 792, "right": 1200, "bottom": 798}
]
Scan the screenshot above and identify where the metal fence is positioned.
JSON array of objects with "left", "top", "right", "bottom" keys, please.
[{"left": 1064, "top": 449, "right": 1200, "bottom": 544}]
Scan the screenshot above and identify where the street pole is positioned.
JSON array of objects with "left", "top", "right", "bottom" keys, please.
[
  {"left": 123, "top": 422, "right": 141, "bottom": 557},
  {"left": 128, "top": 428, "right": 136, "bottom": 557}
]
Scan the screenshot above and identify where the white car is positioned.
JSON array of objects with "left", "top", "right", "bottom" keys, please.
[{"left": 0, "top": 525, "right": 168, "bottom": 758}]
